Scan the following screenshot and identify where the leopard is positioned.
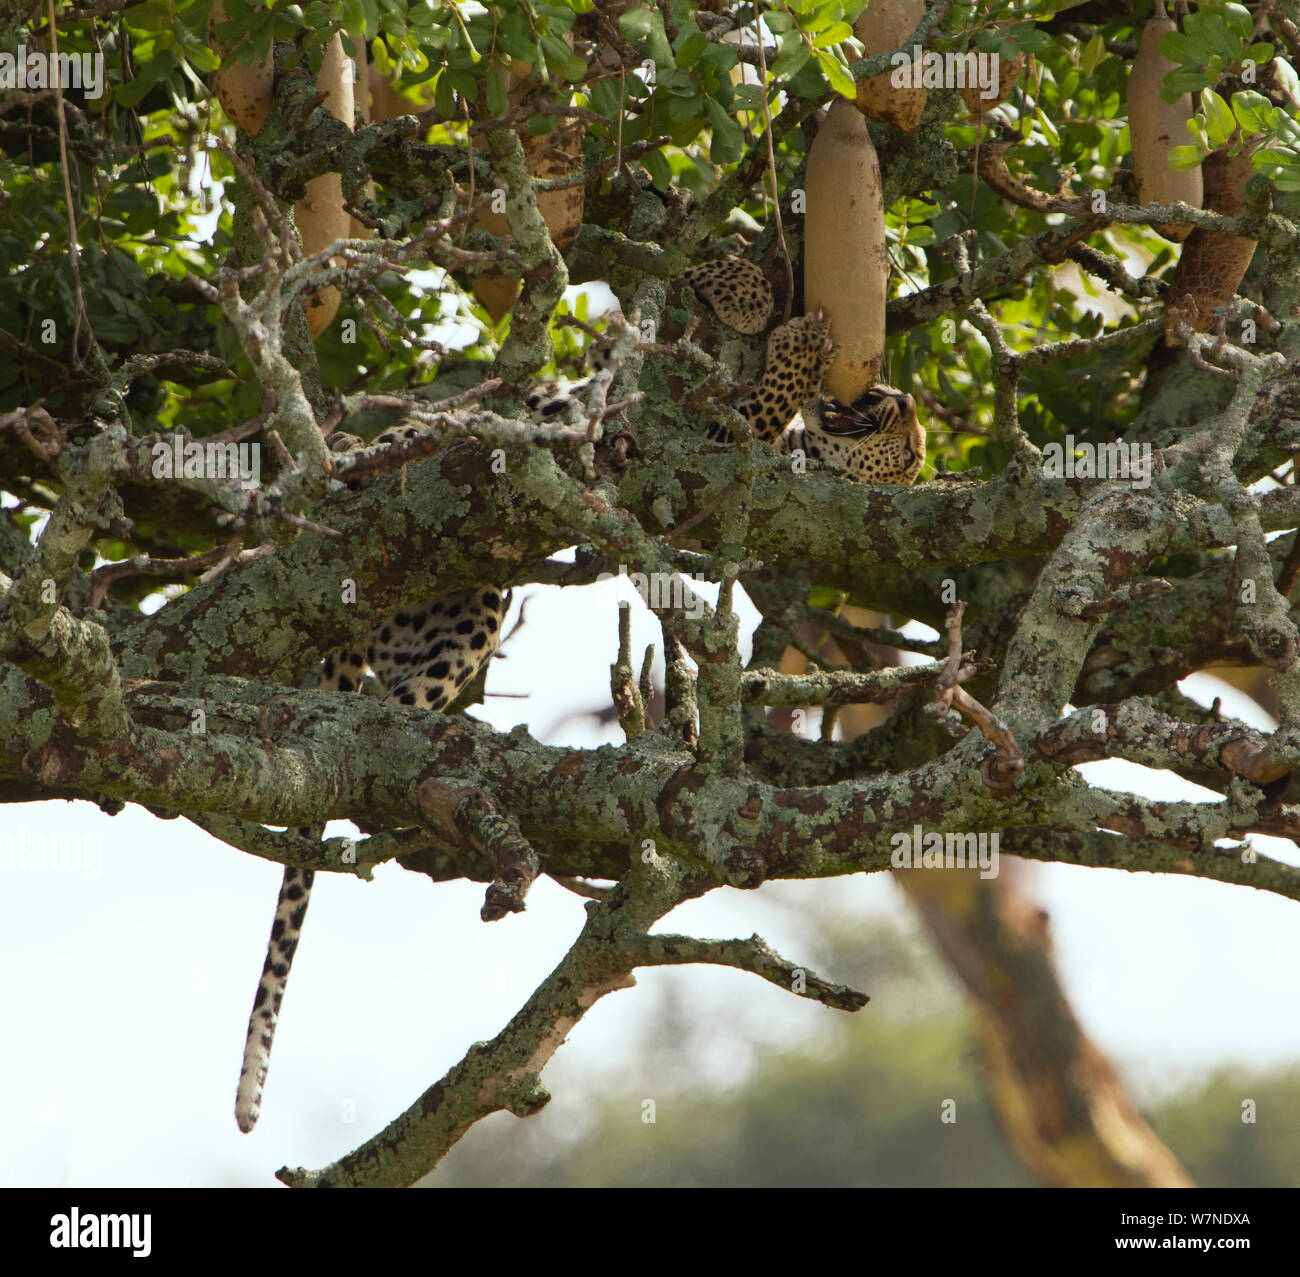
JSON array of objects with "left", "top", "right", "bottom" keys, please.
[
  {"left": 236, "top": 401, "right": 583, "bottom": 1133},
  {"left": 704, "top": 309, "right": 925, "bottom": 485},
  {"left": 796, "top": 385, "right": 925, "bottom": 485},
  {"left": 234, "top": 256, "right": 924, "bottom": 1132},
  {"left": 682, "top": 256, "right": 774, "bottom": 335}
]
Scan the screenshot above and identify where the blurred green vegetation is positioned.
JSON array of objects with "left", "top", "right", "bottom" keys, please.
[{"left": 427, "top": 920, "right": 1300, "bottom": 1187}]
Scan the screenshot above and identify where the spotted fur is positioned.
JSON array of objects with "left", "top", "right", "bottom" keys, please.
[
  {"left": 794, "top": 386, "right": 925, "bottom": 485},
  {"left": 235, "top": 865, "right": 312, "bottom": 1133},
  {"left": 705, "top": 310, "right": 925, "bottom": 486},
  {"left": 684, "top": 257, "right": 775, "bottom": 334},
  {"left": 234, "top": 583, "right": 507, "bottom": 1133}
]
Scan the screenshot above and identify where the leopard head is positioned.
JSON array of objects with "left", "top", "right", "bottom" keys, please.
[
  {"left": 816, "top": 386, "right": 917, "bottom": 438},
  {"left": 800, "top": 384, "right": 925, "bottom": 485}
]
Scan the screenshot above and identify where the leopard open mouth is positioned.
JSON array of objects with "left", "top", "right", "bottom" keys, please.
[
  {"left": 820, "top": 397, "right": 886, "bottom": 437},
  {"left": 819, "top": 389, "right": 915, "bottom": 437}
]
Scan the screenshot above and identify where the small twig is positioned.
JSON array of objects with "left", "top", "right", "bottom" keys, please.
[
  {"left": 611, "top": 605, "right": 647, "bottom": 740},
  {"left": 48, "top": 0, "right": 89, "bottom": 366},
  {"left": 548, "top": 875, "right": 612, "bottom": 901},
  {"left": 950, "top": 686, "right": 1024, "bottom": 793},
  {"left": 937, "top": 601, "right": 966, "bottom": 694},
  {"left": 468, "top": 102, "right": 612, "bottom": 135},
  {"left": 85, "top": 541, "right": 242, "bottom": 612},
  {"left": 275, "top": 511, "right": 344, "bottom": 540},
  {"left": 266, "top": 430, "right": 296, "bottom": 473},
  {"left": 663, "top": 483, "right": 738, "bottom": 543},
  {"left": 753, "top": 11, "right": 793, "bottom": 322},
  {"left": 417, "top": 781, "right": 541, "bottom": 922},
  {"left": 1059, "top": 579, "right": 1174, "bottom": 621},
  {"left": 197, "top": 539, "right": 275, "bottom": 586}
]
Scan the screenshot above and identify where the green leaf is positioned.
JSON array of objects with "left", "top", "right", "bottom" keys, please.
[
  {"left": 399, "top": 43, "right": 429, "bottom": 74},
  {"left": 1006, "top": 25, "right": 1050, "bottom": 55},
  {"left": 667, "top": 90, "right": 703, "bottom": 124},
  {"left": 620, "top": 9, "right": 673, "bottom": 67},
  {"left": 1034, "top": 106, "right": 1059, "bottom": 148},
  {"left": 1168, "top": 144, "right": 1206, "bottom": 171},
  {"left": 619, "top": 9, "right": 656, "bottom": 36},
  {"left": 540, "top": 35, "right": 587, "bottom": 82},
  {"left": 1231, "top": 89, "right": 1273, "bottom": 136},
  {"left": 770, "top": 31, "right": 812, "bottom": 81},
  {"left": 1250, "top": 147, "right": 1293, "bottom": 169},
  {"left": 434, "top": 67, "right": 457, "bottom": 120},
  {"left": 1080, "top": 33, "right": 1105, "bottom": 77},
  {"left": 787, "top": 59, "right": 830, "bottom": 99},
  {"left": 486, "top": 63, "right": 508, "bottom": 116},
  {"left": 1221, "top": 3, "right": 1255, "bottom": 41},
  {"left": 816, "top": 48, "right": 856, "bottom": 99},
  {"left": 499, "top": 30, "right": 538, "bottom": 64},
  {"left": 1200, "top": 89, "right": 1236, "bottom": 149},
  {"left": 812, "top": 21, "right": 852, "bottom": 49},
  {"left": 641, "top": 147, "right": 672, "bottom": 190},
  {"left": 1163, "top": 69, "right": 1211, "bottom": 99},
  {"left": 116, "top": 55, "right": 175, "bottom": 108},
  {"left": 659, "top": 68, "right": 701, "bottom": 97},
  {"left": 186, "top": 44, "right": 220, "bottom": 73},
  {"left": 130, "top": 0, "right": 172, "bottom": 33},
  {"left": 699, "top": 42, "right": 739, "bottom": 76},
  {"left": 1274, "top": 56, "right": 1300, "bottom": 102},
  {"left": 704, "top": 95, "right": 745, "bottom": 164},
  {"left": 589, "top": 76, "right": 623, "bottom": 120},
  {"left": 676, "top": 30, "right": 710, "bottom": 68}
]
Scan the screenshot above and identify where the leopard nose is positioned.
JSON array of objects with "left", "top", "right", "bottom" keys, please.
[{"left": 893, "top": 392, "right": 915, "bottom": 414}]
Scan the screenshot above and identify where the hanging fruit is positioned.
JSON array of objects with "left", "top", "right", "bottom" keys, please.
[
  {"left": 209, "top": 0, "right": 274, "bottom": 136},
  {"left": 1128, "top": 13, "right": 1203, "bottom": 241},
  {"left": 961, "top": 20, "right": 1024, "bottom": 116},
  {"left": 851, "top": 0, "right": 927, "bottom": 133},
  {"left": 1163, "top": 143, "right": 1257, "bottom": 344},
  {"left": 292, "top": 35, "right": 354, "bottom": 339},
  {"left": 803, "top": 99, "right": 887, "bottom": 400}
]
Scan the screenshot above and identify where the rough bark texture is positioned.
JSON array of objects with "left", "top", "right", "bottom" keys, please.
[{"left": 4, "top": 0, "right": 1300, "bottom": 1189}]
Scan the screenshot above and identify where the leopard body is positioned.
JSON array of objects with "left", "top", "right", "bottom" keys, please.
[{"left": 235, "top": 257, "right": 923, "bottom": 1130}]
